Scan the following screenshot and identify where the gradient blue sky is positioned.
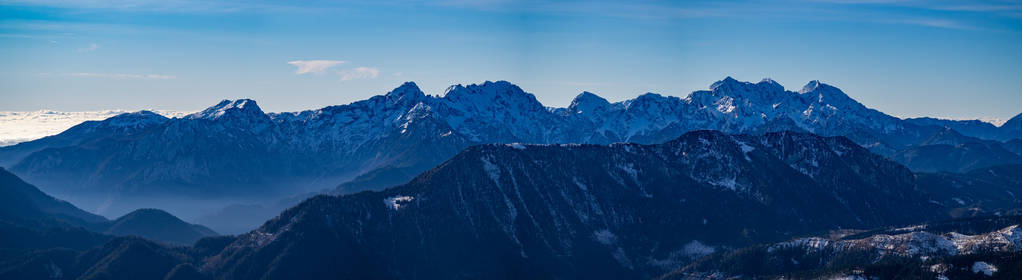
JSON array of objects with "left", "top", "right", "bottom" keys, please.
[{"left": 1, "top": 0, "right": 1021, "bottom": 122}]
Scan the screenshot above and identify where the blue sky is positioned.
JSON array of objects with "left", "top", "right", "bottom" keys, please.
[{"left": 1, "top": 0, "right": 1021, "bottom": 122}]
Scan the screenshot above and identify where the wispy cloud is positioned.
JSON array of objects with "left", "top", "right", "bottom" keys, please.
[
  {"left": 933, "top": 3, "right": 1022, "bottom": 12},
  {"left": 809, "top": 0, "right": 1022, "bottom": 21},
  {"left": 5, "top": 0, "right": 1013, "bottom": 33},
  {"left": 893, "top": 18, "right": 975, "bottom": 29},
  {"left": 0, "top": 33, "right": 68, "bottom": 40},
  {"left": 54, "top": 72, "right": 177, "bottom": 80},
  {"left": 560, "top": 81, "right": 612, "bottom": 87},
  {"left": 0, "top": 0, "right": 306, "bottom": 13},
  {"left": 75, "top": 42, "right": 99, "bottom": 52},
  {"left": 809, "top": 0, "right": 916, "bottom": 4},
  {"left": 339, "top": 67, "right": 380, "bottom": 81},
  {"left": 288, "top": 60, "right": 346, "bottom": 74},
  {"left": 288, "top": 60, "right": 379, "bottom": 80}
]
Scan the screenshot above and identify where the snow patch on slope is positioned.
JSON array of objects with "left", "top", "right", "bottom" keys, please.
[
  {"left": 383, "top": 195, "right": 414, "bottom": 210},
  {"left": 972, "top": 261, "right": 997, "bottom": 276},
  {"left": 683, "top": 240, "right": 716, "bottom": 259},
  {"left": 481, "top": 156, "right": 501, "bottom": 183},
  {"left": 593, "top": 229, "right": 617, "bottom": 245}
]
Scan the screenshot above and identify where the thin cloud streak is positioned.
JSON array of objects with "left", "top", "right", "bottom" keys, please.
[
  {"left": 75, "top": 43, "right": 99, "bottom": 52},
  {"left": 1, "top": 1, "right": 1005, "bottom": 33},
  {"left": 57, "top": 72, "right": 177, "bottom": 80},
  {"left": 288, "top": 60, "right": 346, "bottom": 75},
  {"left": 935, "top": 4, "right": 1022, "bottom": 12},
  {"left": 893, "top": 18, "right": 976, "bottom": 29},
  {"left": 339, "top": 67, "right": 380, "bottom": 81},
  {"left": 0, "top": 0, "right": 321, "bottom": 14}
]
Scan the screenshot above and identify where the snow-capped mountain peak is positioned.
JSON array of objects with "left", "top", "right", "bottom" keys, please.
[
  {"left": 701, "top": 77, "right": 786, "bottom": 101},
  {"left": 188, "top": 99, "right": 265, "bottom": 121},
  {"left": 709, "top": 76, "right": 740, "bottom": 90},
  {"left": 799, "top": 80, "right": 824, "bottom": 94},
  {"left": 385, "top": 81, "right": 426, "bottom": 105},
  {"left": 802, "top": 81, "right": 861, "bottom": 110},
  {"left": 568, "top": 91, "right": 610, "bottom": 114},
  {"left": 759, "top": 77, "right": 780, "bottom": 85},
  {"left": 440, "top": 80, "right": 546, "bottom": 115},
  {"left": 624, "top": 92, "right": 670, "bottom": 109},
  {"left": 444, "top": 81, "right": 533, "bottom": 100},
  {"left": 707, "top": 76, "right": 735, "bottom": 91},
  {"left": 706, "top": 76, "right": 783, "bottom": 94},
  {"left": 100, "top": 110, "right": 169, "bottom": 129},
  {"left": 757, "top": 78, "right": 785, "bottom": 91}
]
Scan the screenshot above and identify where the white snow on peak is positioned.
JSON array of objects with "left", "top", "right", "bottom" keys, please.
[
  {"left": 99, "top": 111, "right": 169, "bottom": 129},
  {"left": 709, "top": 76, "right": 741, "bottom": 91},
  {"left": 385, "top": 82, "right": 425, "bottom": 104},
  {"left": 569, "top": 91, "right": 611, "bottom": 114},
  {"left": 800, "top": 80, "right": 823, "bottom": 94},
  {"left": 231, "top": 77, "right": 904, "bottom": 153},
  {"left": 11, "top": 78, "right": 923, "bottom": 161},
  {"left": 188, "top": 99, "right": 263, "bottom": 120}
]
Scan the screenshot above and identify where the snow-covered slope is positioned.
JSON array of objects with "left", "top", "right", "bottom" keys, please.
[{"left": 670, "top": 216, "right": 1022, "bottom": 279}]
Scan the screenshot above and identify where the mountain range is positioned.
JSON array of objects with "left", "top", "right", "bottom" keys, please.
[
  {"left": 1, "top": 78, "right": 1019, "bottom": 232},
  {"left": 2, "top": 128, "right": 1021, "bottom": 279}
]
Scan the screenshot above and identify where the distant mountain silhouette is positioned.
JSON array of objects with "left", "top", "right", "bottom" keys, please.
[
  {"left": 0, "top": 168, "right": 216, "bottom": 246},
  {"left": 889, "top": 127, "right": 1022, "bottom": 173},
  {"left": 0, "top": 167, "right": 106, "bottom": 229},
  {"left": 104, "top": 209, "right": 218, "bottom": 245}
]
